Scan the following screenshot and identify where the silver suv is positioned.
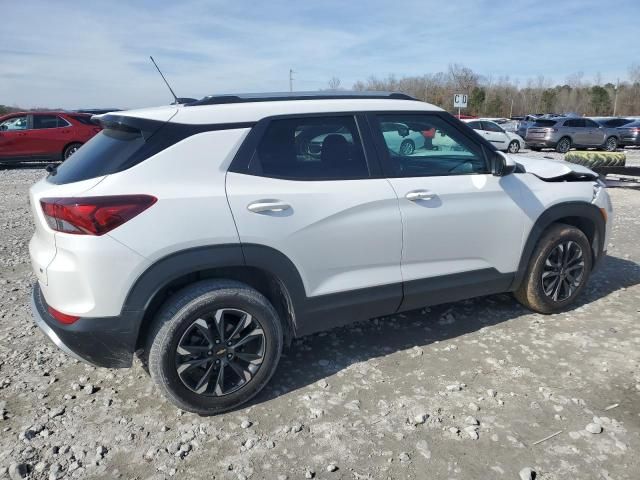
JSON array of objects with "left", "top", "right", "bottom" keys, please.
[{"left": 525, "top": 117, "right": 619, "bottom": 153}]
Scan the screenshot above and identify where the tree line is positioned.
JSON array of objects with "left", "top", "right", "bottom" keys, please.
[{"left": 341, "top": 63, "right": 640, "bottom": 118}]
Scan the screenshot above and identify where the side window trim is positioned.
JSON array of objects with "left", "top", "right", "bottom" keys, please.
[
  {"left": 365, "top": 111, "right": 493, "bottom": 178},
  {"left": 230, "top": 112, "right": 381, "bottom": 181}
]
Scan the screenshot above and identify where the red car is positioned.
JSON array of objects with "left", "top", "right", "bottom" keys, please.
[{"left": 0, "top": 111, "right": 101, "bottom": 164}]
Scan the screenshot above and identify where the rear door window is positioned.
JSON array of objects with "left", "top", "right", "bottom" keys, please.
[
  {"left": 532, "top": 119, "right": 558, "bottom": 127},
  {"left": 33, "top": 115, "right": 62, "bottom": 129},
  {"left": 482, "top": 121, "right": 503, "bottom": 132},
  {"left": 249, "top": 116, "right": 370, "bottom": 180},
  {"left": 564, "top": 119, "right": 584, "bottom": 128}
]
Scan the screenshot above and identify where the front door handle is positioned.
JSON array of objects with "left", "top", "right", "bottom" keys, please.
[
  {"left": 247, "top": 200, "right": 291, "bottom": 213},
  {"left": 406, "top": 190, "right": 435, "bottom": 201}
]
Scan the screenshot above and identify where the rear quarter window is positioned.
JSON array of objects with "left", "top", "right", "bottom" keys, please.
[
  {"left": 532, "top": 120, "right": 557, "bottom": 127},
  {"left": 48, "top": 127, "right": 146, "bottom": 185}
]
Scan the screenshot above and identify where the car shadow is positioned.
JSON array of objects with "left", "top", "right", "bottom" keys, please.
[
  {"left": 0, "top": 161, "right": 52, "bottom": 171},
  {"left": 246, "top": 255, "right": 640, "bottom": 411}
]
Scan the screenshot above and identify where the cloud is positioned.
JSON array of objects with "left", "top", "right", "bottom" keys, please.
[{"left": 0, "top": 0, "right": 638, "bottom": 108}]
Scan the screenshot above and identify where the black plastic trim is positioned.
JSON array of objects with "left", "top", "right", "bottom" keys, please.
[
  {"left": 188, "top": 91, "right": 416, "bottom": 106},
  {"left": 32, "top": 283, "right": 138, "bottom": 368},
  {"left": 400, "top": 269, "right": 514, "bottom": 312}
]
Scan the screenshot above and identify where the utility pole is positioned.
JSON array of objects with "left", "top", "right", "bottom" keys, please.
[
  {"left": 613, "top": 78, "right": 619, "bottom": 116},
  {"left": 289, "top": 69, "right": 295, "bottom": 93}
]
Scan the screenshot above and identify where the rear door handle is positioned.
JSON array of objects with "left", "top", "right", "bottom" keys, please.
[
  {"left": 406, "top": 190, "right": 435, "bottom": 201},
  {"left": 247, "top": 201, "right": 291, "bottom": 213}
]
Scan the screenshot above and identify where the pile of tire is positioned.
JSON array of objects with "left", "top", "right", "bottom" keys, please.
[{"left": 564, "top": 151, "right": 626, "bottom": 168}]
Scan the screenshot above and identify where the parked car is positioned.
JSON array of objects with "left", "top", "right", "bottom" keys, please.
[
  {"left": 616, "top": 120, "right": 640, "bottom": 147},
  {"left": 380, "top": 121, "right": 427, "bottom": 154},
  {"left": 0, "top": 111, "right": 101, "bottom": 164},
  {"left": 464, "top": 119, "right": 525, "bottom": 153},
  {"left": 516, "top": 114, "right": 543, "bottom": 139},
  {"left": 29, "top": 91, "right": 612, "bottom": 414},
  {"left": 525, "top": 117, "right": 620, "bottom": 153}
]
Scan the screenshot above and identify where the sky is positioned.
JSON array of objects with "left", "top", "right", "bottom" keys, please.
[{"left": 1, "top": 0, "right": 639, "bottom": 109}]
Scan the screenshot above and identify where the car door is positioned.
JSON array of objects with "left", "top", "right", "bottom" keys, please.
[
  {"left": 226, "top": 114, "right": 403, "bottom": 318},
  {"left": 368, "top": 112, "right": 526, "bottom": 311},
  {"left": 29, "top": 114, "right": 73, "bottom": 160},
  {"left": 583, "top": 118, "right": 605, "bottom": 146},
  {"left": 0, "top": 114, "right": 32, "bottom": 160},
  {"left": 480, "top": 121, "right": 509, "bottom": 150}
]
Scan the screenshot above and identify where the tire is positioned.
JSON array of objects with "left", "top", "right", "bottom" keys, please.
[
  {"left": 555, "top": 137, "right": 571, "bottom": 154},
  {"left": 63, "top": 142, "right": 82, "bottom": 160},
  {"left": 514, "top": 224, "right": 592, "bottom": 314},
  {"left": 147, "top": 280, "right": 283, "bottom": 415},
  {"left": 400, "top": 139, "right": 415, "bottom": 155},
  {"left": 507, "top": 140, "right": 520, "bottom": 153},
  {"left": 603, "top": 136, "right": 618, "bottom": 152}
]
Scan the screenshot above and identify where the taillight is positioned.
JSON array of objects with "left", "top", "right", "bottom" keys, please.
[
  {"left": 40, "top": 195, "right": 157, "bottom": 235},
  {"left": 47, "top": 306, "right": 80, "bottom": 325}
]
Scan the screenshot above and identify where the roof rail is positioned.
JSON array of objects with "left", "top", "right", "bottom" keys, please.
[{"left": 187, "top": 91, "right": 416, "bottom": 106}]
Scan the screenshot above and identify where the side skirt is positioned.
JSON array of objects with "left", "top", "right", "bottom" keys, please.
[{"left": 294, "top": 268, "right": 514, "bottom": 337}]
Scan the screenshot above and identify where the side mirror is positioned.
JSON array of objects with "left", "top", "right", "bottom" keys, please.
[{"left": 493, "top": 151, "right": 517, "bottom": 177}]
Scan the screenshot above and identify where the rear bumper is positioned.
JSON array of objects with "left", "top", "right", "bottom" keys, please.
[
  {"left": 525, "top": 139, "right": 556, "bottom": 148},
  {"left": 31, "top": 283, "right": 140, "bottom": 368},
  {"left": 619, "top": 137, "right": 640, "bottom": 147}
]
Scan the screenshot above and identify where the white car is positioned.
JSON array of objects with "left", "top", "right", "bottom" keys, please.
[
  {"left": 465, "top": 119, "right": 525, "bottom": 153},
  {"left": 29, "top": 91, "right": 612, "bottom": 414}
]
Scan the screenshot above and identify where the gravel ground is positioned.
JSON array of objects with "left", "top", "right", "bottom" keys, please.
[{"left": 1, "top": 149, "right": 639, "bottom": 480}]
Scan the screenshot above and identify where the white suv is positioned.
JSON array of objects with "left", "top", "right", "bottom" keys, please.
[{"left": 29, "top": 92, "right": 613, "bottom": 414}]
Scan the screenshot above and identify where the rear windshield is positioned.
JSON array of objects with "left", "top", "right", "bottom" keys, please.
[
  {"left": 48, "top": 127, "right": 146, "bottom": 184},
  {"left": 532, "top": 119, "right": 557, "bottom": 127}
]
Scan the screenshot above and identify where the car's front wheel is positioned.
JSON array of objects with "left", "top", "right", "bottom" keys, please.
[
  {"left": 514, "top": 223, "right": 592, "bottom": 314},
  {"left": 147, "top": 280, "right": 283, "bottom": 415},
  {"left": 63, "top": 142, "right": 82, "bottom": 160},
  {"left": 507, "top": 140, "right": 520, "bottom": 153}
]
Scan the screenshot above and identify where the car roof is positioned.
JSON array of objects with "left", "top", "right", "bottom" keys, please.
[
  {"left": 107, "top": 92, "right": 443, "bottom": 125},
  {"left": 0, "top": 111, "right": 89, "bottom": 118}
]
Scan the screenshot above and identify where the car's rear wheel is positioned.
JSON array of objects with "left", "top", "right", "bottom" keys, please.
[
  {"left": 400, "top": 139, "right": 415, "bottom": 155},
  {"left": 603, "top": 136, "right": 618, "bottom": 152},
  {"left": 508, "top": 140, "right": 520, "bottom": 153},
  {"left": 514, "top": 223, "right": 592, "bottom": 314},
  {"left": 555, "top": 137, "right": 571, "bottom": 154},
  {"left": 63, "top": 142, "right": 82, "bottom": 160},
  {"left": 147, "top": 280, "right": 283, "bottom": 415}
]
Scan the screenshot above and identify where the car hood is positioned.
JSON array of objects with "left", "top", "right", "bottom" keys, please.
[{"left": 509, "top": 154, "right": 599, "bottom": 181}]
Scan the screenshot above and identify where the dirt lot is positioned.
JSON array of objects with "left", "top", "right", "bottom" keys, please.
[{"left": 1, "top": 150, "right": 639, "bottom": 480}]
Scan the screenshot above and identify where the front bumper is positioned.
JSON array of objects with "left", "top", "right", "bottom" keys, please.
[{"left": 31, "top": 283, "right": 139, "bottom": 368}]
